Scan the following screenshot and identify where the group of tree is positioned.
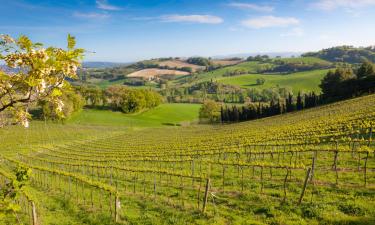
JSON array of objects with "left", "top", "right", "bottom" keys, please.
[
  {"left": 247, "top": 55, "right": 271, "bottom": 62},
  {"left": 106, "top": 86, "right": 162, "bottom": 113},
  {"left": 187, "top": 57, "right": 211, "bottom": 67},
  {"left": 220, "top": 92, "right": 321, "bottom": 123},
  {"left": 303, "top": 46, "right": 375, "bottom": 64},
  {"left": 78, "top": 85, "right": 162, "bottom": 113},
  {"left": 320, "top": 61, "right": 375, "bottom": 101},
  {"left": 265, "top": 60, "right": 332, "bottom": 73}
]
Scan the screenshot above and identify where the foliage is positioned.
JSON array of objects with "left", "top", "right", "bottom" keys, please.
[
  {"left": 320, "top": 62, "right": 375, "bottom": 100},
  {"left": 105, "top": 85, "right": 162, "bottom": 113},
  {"left": 303, "top": 45, "right": 375, "bottom": 63},
  {"left": 186, "top": 57, "right": 211, "bottom": 67},
  {"left": 0, "top": 167, "right": 31, "bottom": 220},
  {"left": 256, "top": 78, "right": 266, "bottom": 85},
  {"left": 199, "top": 100, "right": 221, "bottom": 123},
  {"left": 39, "top": 89, "right": 84, "bottom": 121},
  {"left": 0, "top": 34, "right": 84, "bottom": 127}
]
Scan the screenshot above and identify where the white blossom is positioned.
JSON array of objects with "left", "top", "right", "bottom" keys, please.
[{"left": 57, "top": 99, "right": 64, "bottom": 112}]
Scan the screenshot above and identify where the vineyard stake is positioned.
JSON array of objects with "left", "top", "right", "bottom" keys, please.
[
  {"left": 310, "top": 151, "right": 317, "bottom": 182},
  {"left": 298, "top": 168, "right": 311, "bottom": 205},
  {"left": 202, "top": 178, "right": 210, "bottom": 213},
  {"left": 31, "top": 201, "right": 38, "bottom": 225},
  {"left": 364, "top": 151, "right": 369, "bottom": 187},
  {"left": 115, "top": 195, "right": 120, "bottom": 223},
  {"left": 283, "top": 169, "right": 289, "bottom": 202}
]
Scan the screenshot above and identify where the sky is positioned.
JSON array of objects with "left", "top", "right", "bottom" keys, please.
[{"left": 1, "top": 0, "right": 375, "bottom": 62}]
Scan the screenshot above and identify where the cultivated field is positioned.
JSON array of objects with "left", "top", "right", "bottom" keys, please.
[
  {"left": 155, "top": 60, "right": 205, "bottom": 72},
  {"left": 1, "top": 94, "right": 374, "bottom": 225},
  {"left": 127, "top": 68, "right": 190, "bottom": 79}
]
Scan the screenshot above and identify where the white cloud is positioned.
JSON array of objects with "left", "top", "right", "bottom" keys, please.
[
  {"left": 161, "top": 15, "right": 224, "bottom": 24},
  {"left": 228, "top": 2, "right": 274, "bottom": 12},
  {"left": 280, "top": 27, "right": 304, "bottom": 37},
  {"left": 73, "top": 12, "right": 109, "bottom": 19},
  {"left": 96, "top": 0, "right": 122, "bottom": 11},
  {"left": 312, "top": 0, "right": 375, "bottom": 10},
  {"left": 242, "top": 16, "right": 300, "bottom": 29}
]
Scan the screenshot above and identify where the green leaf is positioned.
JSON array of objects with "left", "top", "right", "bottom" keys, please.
[
  {"left": 67, "top": 34, "right": 76, "bottom": 50},
  {"left": 51, "top": 88, "right": 62, "bottom": 97},
  {"left": 17, "top": 35, "right": 32, "bottom": 51}
]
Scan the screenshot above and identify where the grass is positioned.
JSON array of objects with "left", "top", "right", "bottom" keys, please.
[
  {"left": 217, "top": 69, "right": 329, "bottom": 94},
  {"left": 68, "top": 103, "right": 201, "bottom": 127},
  {"left": 275, "top": 57, "right": 332, "bottom": 65}
]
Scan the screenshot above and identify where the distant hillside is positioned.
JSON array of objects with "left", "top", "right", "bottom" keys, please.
[
  {"left": 303, "top": 46, "right": 375, "bottom": 64},
  {"left": 82, "top": 61, "right": 132, "bottom": 69},
  {"left": 213, "top": 52, "right": 301, "bottom": 59}
]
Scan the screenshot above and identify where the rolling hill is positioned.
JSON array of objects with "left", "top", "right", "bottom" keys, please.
[{"left": 217, "top": 69, "right": 329, "bottom": 94}]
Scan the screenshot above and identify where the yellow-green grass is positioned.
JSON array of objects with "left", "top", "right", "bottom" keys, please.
[{"left": 217, "top": 69, "right": 329, "bottom": 93}]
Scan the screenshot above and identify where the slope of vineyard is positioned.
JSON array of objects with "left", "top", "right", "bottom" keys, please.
[{"left": 1, "top": 94, "right": 375, "bottom": 224}]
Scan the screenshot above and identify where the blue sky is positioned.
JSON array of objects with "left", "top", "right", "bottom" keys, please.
[{"left": 1, "top": 0, "right": 375, "bottom": 62}]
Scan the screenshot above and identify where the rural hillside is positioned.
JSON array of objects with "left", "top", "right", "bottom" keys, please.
[{"left": 1, "top": 0, "right": 375, "bottom": 225}]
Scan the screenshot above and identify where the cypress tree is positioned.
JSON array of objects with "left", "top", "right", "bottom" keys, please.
[{"left": 297, "top": 92, "right": 304, "bottom": 110}]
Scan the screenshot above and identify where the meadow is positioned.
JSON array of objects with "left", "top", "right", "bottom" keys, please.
[
  {"left": 68, "top": 103, "right": 201, "bottom": 127},
  {"left": 217, "top": 69, "right": 329, "bottom": 94},
  {"left": 0, "top": 94, "right": 374, "bottom": 225}
]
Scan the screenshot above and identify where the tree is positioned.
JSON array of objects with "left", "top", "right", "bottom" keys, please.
[
  {"left": 296, "top": 92, "right": 304, "bottom": 110},
  {"left": 0, "top": 34, "right": 84, "bottom": 127},
  {"left": 357, "top": 61, "right": 375, "bottom": 79},
  {"left": 105, "top": 85, "right": 162, "bottom": 113},
  {"left": 199, "top": 100, "right": 221, "bottom": 123},
  {"left": 320, "top": 68, "right": 355, "bottom": 99},
  {"left": 256, "top": 78, "right": 266, "bottom": 85},
  {"left": 39, "top": 89, "right": 84, "bottom": 121}
]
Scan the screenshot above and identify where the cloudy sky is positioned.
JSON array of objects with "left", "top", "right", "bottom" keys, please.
[{"left": 1, "top": 0, "right": 375, "bottom": 62}]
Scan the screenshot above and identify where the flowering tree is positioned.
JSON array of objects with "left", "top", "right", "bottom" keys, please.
[{"left": 0, "top": 34, "right": 84, "bottom": 127}]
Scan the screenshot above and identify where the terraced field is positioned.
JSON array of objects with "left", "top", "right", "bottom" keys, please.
[{"left": 1, "top": 95, "right": 374, "bottom": 224}]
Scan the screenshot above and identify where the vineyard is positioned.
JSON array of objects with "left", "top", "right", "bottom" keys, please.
[{"left": 1, "top": 94, "right": 375, "bottom": 224}]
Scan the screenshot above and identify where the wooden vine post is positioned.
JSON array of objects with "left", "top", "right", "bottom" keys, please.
[
  {"left": 202, "top": 178, "right": 210, "bottom": 213},
  {"left": 310, "top": 151, "right": 317, "bottom": 182},
  {"left": 115, "top": 194, "right": 120, "bottom": 223},
  {"left": 298, "top": 167, "right": 311, "bottom": 205},
  {"left": 31, "top": 201, "right": 38, "bottom": 225},
  {"left": 283, "top": 169, "right": 290, "bottom": 202},
  {"left": 364, "top": 151, "right": 369, "bottom": 187}
]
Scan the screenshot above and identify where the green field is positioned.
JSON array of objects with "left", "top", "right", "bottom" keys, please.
[
  {"left": 217, "top": 69, "right": 329, "bottom": 93},
  {"left": 68, "top": 103, "right": 201, "bottom": 127},
  {"left": 274, "top": 56, "right": 332, "bottom": 65}
]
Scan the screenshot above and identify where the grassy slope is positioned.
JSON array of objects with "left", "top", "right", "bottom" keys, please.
[
  {"left": 68, "top": 103, "right": 201, "bottom": 127},
  {"left": 217, "top": 69, "right": 330, "bottom": 93},
  {"left": 275, "top": 56, "right": 332, "bottom": 65}
]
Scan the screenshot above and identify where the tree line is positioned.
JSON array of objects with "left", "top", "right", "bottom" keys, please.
[{"left": 220, "top": 92, "right": 321, "bottom": 123}]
